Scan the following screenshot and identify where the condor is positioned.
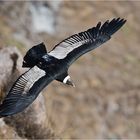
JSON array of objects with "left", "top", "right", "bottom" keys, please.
[{"left": 0, "top": 18, "right": 126, "bottom": 117}]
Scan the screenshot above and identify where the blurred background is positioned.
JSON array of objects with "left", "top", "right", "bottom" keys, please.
[{"left": 0, "top": 1, "right": 140, "bottom": 139}]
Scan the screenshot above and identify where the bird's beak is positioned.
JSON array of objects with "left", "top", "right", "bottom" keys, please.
[{"left": 66, "top": 78, "right": 75, "bottom": 87}]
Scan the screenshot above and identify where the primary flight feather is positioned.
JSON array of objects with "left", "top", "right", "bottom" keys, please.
[{"left": 0, "top": 18, "right": 126, "bottom": 117}]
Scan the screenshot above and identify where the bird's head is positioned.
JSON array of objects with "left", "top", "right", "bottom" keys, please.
[{"left": 63, "top": 75, "right": 75, "bottom": 87}]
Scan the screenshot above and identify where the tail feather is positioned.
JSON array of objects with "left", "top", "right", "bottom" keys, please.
[{"left": 23, "top": 42, "right": 47, "bottom": 68}]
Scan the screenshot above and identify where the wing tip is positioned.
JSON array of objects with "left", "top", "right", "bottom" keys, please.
[
  {"left": 103, "top": 17, "right": 127, "bottom": 36},
  {"left": 88, "top": 17, "right": 126, "bottom": 39}
]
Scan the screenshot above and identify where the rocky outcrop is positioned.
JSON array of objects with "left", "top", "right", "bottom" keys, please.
[{"left": 0, "top": 47, "right": 54, "bottom": 139}]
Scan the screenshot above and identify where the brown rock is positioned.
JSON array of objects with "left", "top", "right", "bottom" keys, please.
[{"left": 0, "top": 47, "right": 54, "bottom": 139}]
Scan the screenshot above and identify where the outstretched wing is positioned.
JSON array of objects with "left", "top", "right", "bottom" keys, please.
[
  {"left": 0, "top": 66, "right": 53, "bottom": 117},
  {"left": 49, "top": 18, "right": 126, "bottom": 66}
]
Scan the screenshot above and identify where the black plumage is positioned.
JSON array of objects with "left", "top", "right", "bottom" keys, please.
[{"left": 0, "top": 18, "right": 126, "bottom": 117}]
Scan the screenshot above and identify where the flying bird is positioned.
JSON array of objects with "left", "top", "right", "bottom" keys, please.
[{"left": 0, "top": 18, "right": 126, "bottom": 117}]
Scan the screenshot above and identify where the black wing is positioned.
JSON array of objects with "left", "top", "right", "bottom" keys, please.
[
  {"left": 0, "top": 66, "right": 53, "bottom": 117},
  {"left": 48, "top": 18, "right": 126, "bottom": 66}
]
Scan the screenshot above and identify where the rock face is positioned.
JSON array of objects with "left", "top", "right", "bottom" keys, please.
[
  {"left": 0, "top": 47, "right": 22, "bottom": 102},
  {"left": 0, "top": 119, "right": 21, "bottom": 139},
  {"left": 0, "top": 47, "right": 54, "bottom": 139}
]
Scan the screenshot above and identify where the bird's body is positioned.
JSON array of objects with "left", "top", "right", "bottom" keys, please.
[
  {"left": 37, "top": 54, "right": 69, "bottom": 82},
  {"left": 0, "top": 18, "right": 126, "bottom": 117}
]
